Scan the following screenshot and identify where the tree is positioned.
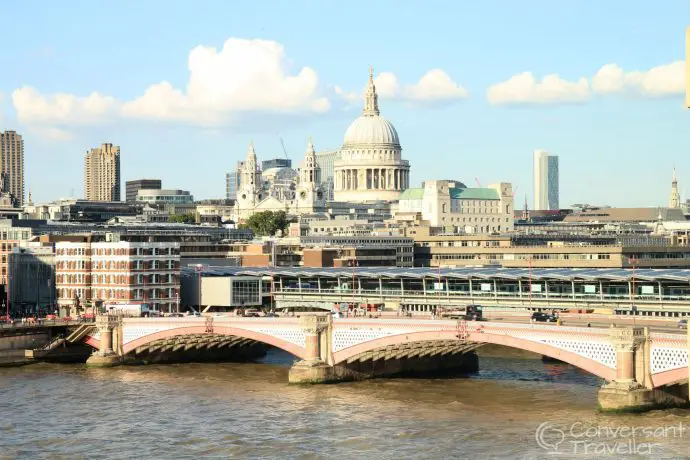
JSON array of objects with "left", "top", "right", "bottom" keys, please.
[
  {"left": 169, "top": 213, "right": 196, "bottom": 224},
  {"left": 240, "top": 210, "right": 294, "bottom": 236}
]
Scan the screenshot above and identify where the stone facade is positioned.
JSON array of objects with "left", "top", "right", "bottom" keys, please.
[
  {"left": 234, "top": 140, "right": 325, "bottom": 222},
  {"left": 334, "top": 68, "right": 410, "bottom": 202},
  {"left": 397, "top": 180, "right": 514, "bottom": 233}
]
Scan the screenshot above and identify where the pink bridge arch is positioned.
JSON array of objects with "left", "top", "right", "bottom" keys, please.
[
  {"left": 89, "top": 326, "right": 307, "bottom": 359},
  {"left": 651, "top": 368, "right": 688, "bottom": 388},
  {"left": 332, "top": 329, "right": 617, "bottom": 382}
]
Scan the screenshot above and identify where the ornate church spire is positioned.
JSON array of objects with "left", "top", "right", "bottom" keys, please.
[
  {"left": 306, "top": 136, "right": 315, "bottom": 158},
  {"left": 363, "top": 66, "right": 380, "bottom": 117},
  {"left": 301, "top": 136, "right": 320, "bottom": 185},
  {"left": 669, "top": 167, "right": 681, "bottom": 209},
  {"left": 247, "top": 141, "right": 257, "bottom": 161}
]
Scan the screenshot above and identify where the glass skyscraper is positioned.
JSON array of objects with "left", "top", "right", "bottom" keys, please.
[{"left": 533, "top": 150, "right": 559, "bottom": 210}]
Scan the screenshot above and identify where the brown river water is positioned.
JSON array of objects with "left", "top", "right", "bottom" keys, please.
[{"left": 1, "top": 346, "right": 689, "bottom": 459}]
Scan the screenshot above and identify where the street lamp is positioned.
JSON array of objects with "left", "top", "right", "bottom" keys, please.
[
  {"left": 195, "top": 264, "right": 204, "bottom": 314},
  {"left": 628, "top": 256, "right": 637, "bottom": 327}
]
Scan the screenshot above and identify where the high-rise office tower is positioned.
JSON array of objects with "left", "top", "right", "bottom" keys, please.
[
  {"left": 533, "top": 150, "right": 559, "bottom": 210},
  {"left": 226, "top": 161, "right": 243, "bottom": 201},
  {"left": 84, "top": 143, "right": 121, "bottom": 201},
  {"left": 0, "top": 131, "right": 25, "bottom": 206}
]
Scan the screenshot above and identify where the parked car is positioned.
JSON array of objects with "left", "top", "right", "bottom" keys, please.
[
  {"left": 531, "top": 312, "right": 558, "bottom": 323},
  {"left": 678, "top": 319, "right": 687, "bottom": 329}
]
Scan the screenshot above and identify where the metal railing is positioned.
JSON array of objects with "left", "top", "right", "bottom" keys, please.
[{"left": 0, "top": 318, "right": 94, "bottom": 329}]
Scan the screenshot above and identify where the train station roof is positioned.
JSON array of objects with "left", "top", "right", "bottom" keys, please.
[{"left": 181, "top": 266, "right": 690, "bottom": 283}]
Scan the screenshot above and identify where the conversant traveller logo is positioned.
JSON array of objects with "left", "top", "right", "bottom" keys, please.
[{"left": 535, "top": 421, "right": 686, "bottom": 456}]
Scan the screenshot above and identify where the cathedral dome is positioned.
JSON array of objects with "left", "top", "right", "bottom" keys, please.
[{"left": 343, "top": 115, "right": 400, "bottom": 147}]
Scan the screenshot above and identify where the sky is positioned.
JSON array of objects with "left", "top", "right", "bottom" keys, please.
[{"left": 0, "top": 0, "right": 688, "bottom": 207}]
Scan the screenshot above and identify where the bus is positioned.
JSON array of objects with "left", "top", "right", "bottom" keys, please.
[
  {"left": 441, "top": 305, "right": 483, "bottom": 321},
  {"left": 105, "top": 303, "right": 159, "bottom": 317}
]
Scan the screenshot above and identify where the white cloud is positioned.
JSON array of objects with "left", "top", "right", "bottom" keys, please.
[
  {"left": 12, "top": 87, "right": 119, "bottom": 124},
  {"left": 30, "top": 127, "right": 73, "bottom": 142},
  {"left": 403, "top": 69, "right": 469, "bottom": 101},
  {"left": 371, "top": 69, "right": 468, "bottom": 104},
  {"left": 12, "top": 38, "right": 331, "bottom": 128},
  {"left": 487, "top": 72, "right": 590, "bottom": 106},
  {"left": 122, "top": 38, "right": 330, "bottom": 123},
  {"left": 373, "top": 72, "right": 401, "bottom": 98},
  {"left": 334, "top": 85, "right": 360, "bottom": 105},
  {"left": 592, "top": 61, "right": 685, "bottom": 96}
]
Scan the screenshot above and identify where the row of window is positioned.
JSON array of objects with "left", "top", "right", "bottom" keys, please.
[
  {"left": 57, "top": 288, "right": 177, "bottom": 301},
  {"left": 56, "top": 247, "right": 180, "bottom": 256},
  {"left": 57, "top": 273, "right": 178, "bottom": 285},
  {"left": 430, "top": 253, "right": 612, "bottom": 260},
  {"left": 56, "top": 260, "right": 179, "bottom": 270}
]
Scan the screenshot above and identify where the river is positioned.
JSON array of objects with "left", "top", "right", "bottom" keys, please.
[{"left": 1, "top": 346, "right": 689, "bottom": 459}]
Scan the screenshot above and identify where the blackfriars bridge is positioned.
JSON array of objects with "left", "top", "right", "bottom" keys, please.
[{"left": 76, "top": 315, "right": 690, "bottom": 411}]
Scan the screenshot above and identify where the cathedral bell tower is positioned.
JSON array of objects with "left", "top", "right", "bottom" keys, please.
[
  {"left": 296, "top": 137, "right": 324, "bottom": 209},
  {"left": 237, "top": 142, "right": 263, "bottom": 211}
]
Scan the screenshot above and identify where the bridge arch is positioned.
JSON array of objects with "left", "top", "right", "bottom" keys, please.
[
  {"left": 332, "top": 330, "right": 617, "bottom": 381},
  {"left": 651, "top": 368, "right": 688, "bottom": 388},
  {"left": 121, "top": 326, "right": 307, "bottom": 359}
]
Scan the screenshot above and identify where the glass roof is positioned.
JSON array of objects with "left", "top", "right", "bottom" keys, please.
[{"left": 181, "top": 266, "right": 690, "bottom": 282}]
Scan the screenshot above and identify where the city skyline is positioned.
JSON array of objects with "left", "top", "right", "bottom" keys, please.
[{"left": 0, "top": 0, "right": 688, "bottom": 206}]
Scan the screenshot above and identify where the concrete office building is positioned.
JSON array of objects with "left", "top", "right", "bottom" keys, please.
[
  {"left": 0, "top": 131, "right": 24, "bottom": 206},
  {"left": 533, "top": 150, "right": 559, "bottom": 210},
  {"left": 135, "top": 189, "right": 194, "bottom": 205},
  {"left": 126, "top": 179, "right": 162, "bottom": 203},
  {"left": 84, "top": 143, "right": 121, "bottom": 201}
]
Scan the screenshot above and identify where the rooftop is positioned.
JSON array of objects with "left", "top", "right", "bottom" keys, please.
[{"left": 181, "top": 266, "right": 690, "bottom": 282}]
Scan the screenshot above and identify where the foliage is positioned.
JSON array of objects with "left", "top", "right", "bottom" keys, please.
[
  {"left": 239, "top": 210, "right": 294, "bottom": 236},
  {"left": 169, "top": 213, "right": 196, "bottom": 224}
]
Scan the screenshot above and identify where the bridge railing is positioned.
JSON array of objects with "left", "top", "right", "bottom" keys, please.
[{"left": 0, "top": 318, "right": 94, "bottom": 329}]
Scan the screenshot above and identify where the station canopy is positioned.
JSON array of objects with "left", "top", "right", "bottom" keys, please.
[{"left": 181, "top": 266, "right": 690, "bottom": 283}]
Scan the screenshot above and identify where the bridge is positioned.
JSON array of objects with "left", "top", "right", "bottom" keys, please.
[{"left": 82, "top": 314, "right": 690, "bottom": 411}]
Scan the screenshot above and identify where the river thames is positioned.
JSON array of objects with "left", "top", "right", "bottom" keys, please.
[{"left": 1, "top": 347, "right": 689, "bottom": 459}]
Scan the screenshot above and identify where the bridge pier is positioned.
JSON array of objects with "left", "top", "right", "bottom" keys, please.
[
  {"left": 288, "top": 315, "right": 336, "bottom": 384},
  {"left": 86, "top": 315, "right": 123, "bottom": 368},
  {"left": 598, "top": 327, "right": 687, "bottom": 411}
]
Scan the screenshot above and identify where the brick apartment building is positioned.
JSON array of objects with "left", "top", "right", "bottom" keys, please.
[{"left": 55, "top": 241, "right": 180, "bottom": 314}]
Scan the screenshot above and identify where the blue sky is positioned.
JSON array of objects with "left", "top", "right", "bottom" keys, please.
[{"left": 0, "top": 0, "right": 688, "bottom": 207}]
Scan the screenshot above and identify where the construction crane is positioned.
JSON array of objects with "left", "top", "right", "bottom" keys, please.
[
  {"left": 512, "top": 185, "right": 519, "bottom": 197},
  {"left": 279, "top": 137, "right": 289, "bottom": 159},
  {"left": 474, "top": 177, "right": 481, "bottom": 187}
]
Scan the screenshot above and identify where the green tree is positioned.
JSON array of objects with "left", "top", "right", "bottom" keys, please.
[
  {"left": 169, "top": 213, "right": 196, "bottom": 224},
  {"left": 241, "top": 210, "right": 293, "bottom": 236}
]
